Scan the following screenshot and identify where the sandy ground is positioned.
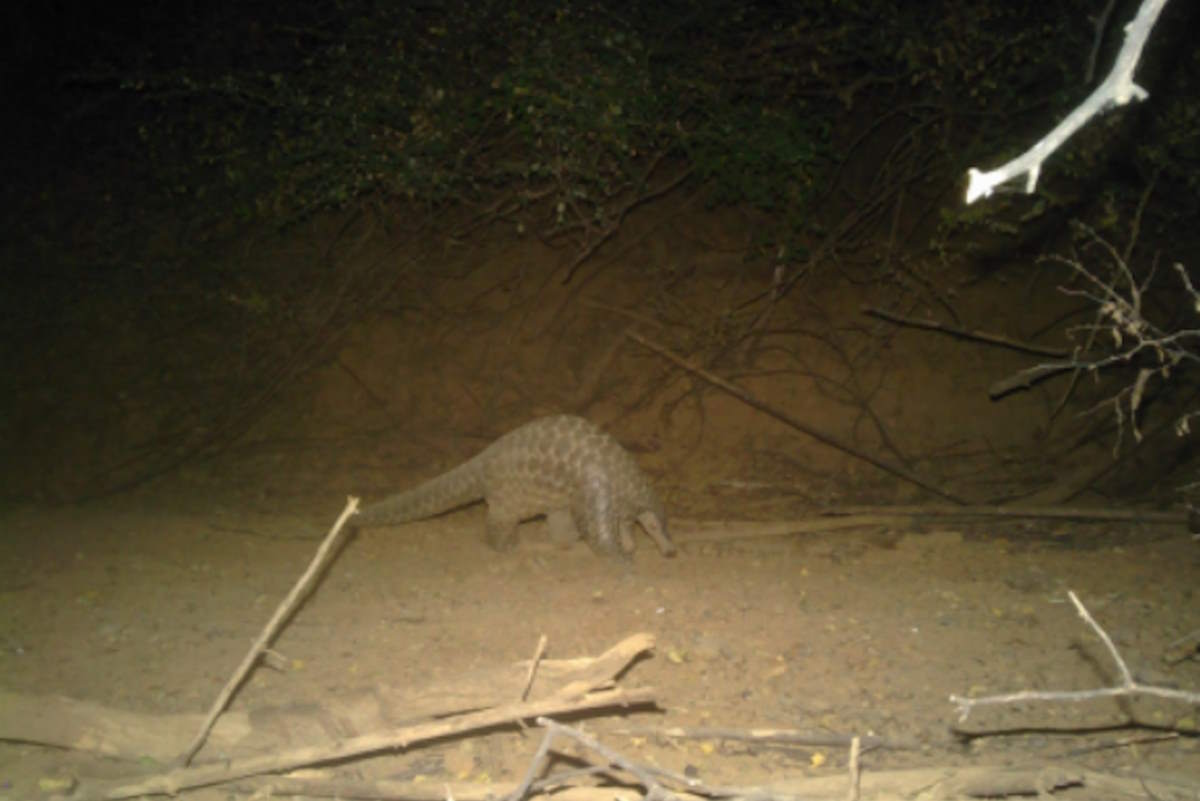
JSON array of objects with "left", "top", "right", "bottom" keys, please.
[{"left": 1, "top": 494, "right": 1196, "bottom": 799}]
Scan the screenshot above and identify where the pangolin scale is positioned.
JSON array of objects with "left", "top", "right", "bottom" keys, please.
[{"left": 357, "top": 415, "right": 674, "bottom": 558}]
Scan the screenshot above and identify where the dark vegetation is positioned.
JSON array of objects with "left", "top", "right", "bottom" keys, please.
[{"left": 2, "top": 0, "right": 1198, "bottom": 503}]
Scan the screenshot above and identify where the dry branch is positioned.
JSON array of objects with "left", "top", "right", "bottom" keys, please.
[
  {"left": 1, "top": 633, "right": 660, "bottom": 762},
  {"left": 561, "top": 158, "right": 693, "bottom": 283},
  {"left": 988, "top": 361, "right": 1077, "bottom": 398},
  {"left": 62, "top": 686, "right": 657, "bottom": 801},
  {"left": 520, "top": 634, "right": 549, "bottom": 702},
  {"left": 237, "top": 762, "right": 1197, "bottom": 801},
  {"left": 822, "top": 503, "right": 1185, "bottom": 524},
  {"left": 508, "top": 717, "right": 695, "bottom": 801},
  {"left": 845, "top": 736, "right": 861, "bottom": 801},
  {"left": 245, "top": 779, "right": 650, "bottom": 801},
  {"left": 965, "top": 0, "right": 1168, "bottom": 201},
  {"left": 991, "top": 224, "right": 1200, "bottom": 463},
  {"left": 610, "top": 725, "right": 914, "bottom": 752},
  {"left": 626, "top": 330, "right": 966, "bottom": 504},
  {"left": 863, "top": 306, "right": 1069, "bottom": 358},
  {"left": 668, "top": 504, "right": 1185, "bottom": 545},
  {"left": 951, "top": 591, "right": 1200, "bottom": 724},
  {"left": 178, "top": 497, "right": 360, "bottom": 765}
]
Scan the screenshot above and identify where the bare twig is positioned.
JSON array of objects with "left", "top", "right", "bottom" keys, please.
[
  {"left": 521, "top": 635, "right": 549, "bottom": 702},
  {"left": 990, "top": 224, "right": 1199, "bottom": 437},
  {"left": 243, "top": 763, "right": 1193, "bottom": 801},
  {"left": 846, "top": 736, "right": 861, "bottom": 801},
  {"left": 507, "top": 717, "right": 700, "bottom": 801},
  {"left": 1051, "top": 731, "right": 1180, "bottom": 760},
  {"left": 819, "top": 503, "right": 1185, "bottom": 523},
  {"left": 178, "top": 498, "right": 360, "bottom": 766},
  {"left": 966, "top": 0, "right": 1168, "bottom": 201},
  {"left": 988, "top": 361, "right": 1078, "bottom": 398},
  {"left": 1084, "top": 0, "right": 1119, "bottom": 84},
  {"left": 9, "top": 635, "right": 658, "bottom": 764},
  {"left": 561, "top": 158, "right": 693, "bottom": 284},
  {"left": 1164, "top": 626, "right": 1200, "bottom": 659},
  {"left": 626, "top": 330, "right": 967, "bottom": 504},
  {"left": 67, "top": 687, "right": 656, "bottom": 801},
  {"left": 505, "top": 722, "right": 563, "bottom": 801},
  {"left": 1067, "top": 590, "right": 1131, "bottom": 684},
  {"left": 863, "top": 306, "right": 1069, "bottom": 358},
  {"left": 950, "top": 591, "right": 1200, "bottom": 723},
  {"left": 668, "top": 505, "right": 1184, "bottom": 547},
  {"left": 581, "top": 300, "right": 667, "bottom": 331},
  {"left": 610, "top": 724, "right": 913, "bottom": 751}
]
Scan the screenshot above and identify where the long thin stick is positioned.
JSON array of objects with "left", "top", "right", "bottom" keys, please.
[
  {"left": 72, "top": 686, "right": 655, "bottom": 801},
  {"left": 863, "top": 306, "right": 1069, "bottom": 358},
  {"left": 508, "top": 717, "right": 693, "bottom": 801},
  {"left": 626, "top": 331, "right": 966, "bottom": 504},
  {"left": 670, "top": 505, "right": 1183, "bottom": 544},
  {"left": 177, "top": 497, "right": 360, "bottom": 766},
  {"left": 846, "top": 736, "right": 861, "bottom": 801},
  {"left": 821, "top": 504, "right": 1184, "bottom": 524},
  {"left": 950, "top": 591, "right": 1200, "bottom": 723},
  {"left": 520, "top": 635, "right": 549, "bottom": 702},
  {"left": 610, "top": 724, "right": 911, "bottom": 751}
]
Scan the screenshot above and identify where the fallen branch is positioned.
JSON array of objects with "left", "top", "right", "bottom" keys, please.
[
  {"left": 1163, "top": 628, "right": 1200, "bottom": 665},
  {"left": 863, "top": 306, "right": 1069, "bottom": 358},
  {"left": 238, "top": 762, "right": 1196, "bottom": 801},
  {"left": 610, "top": 724, "right": 915, "bottom": 752},
  {"left": 822, "top": 503, "right": 1184, "bottom": 524},
  {"left": 508, "top": 717, "right": 696, "bottom": 801},
  {"left": 520, "top": 634, "right": 549, "bottom": 702},
  {"left": 1, "top": 633, "right": 659, "bottom": 762},
  {"left": 845, "top": 736, "right": 861, "bottom": 801},
  {"left": 178, "top": 497, "right": 360, "bottom": 765},
  {"left": 63, "top": 686, "right": 657, "bottom": 801},
  {"left": 626, "top": 330, "right": 966, "bottom": 504},
  {"left": 950, "top": 591, "right": 1200, "bottom": 724},
  {"left": 668, "top": 504, "right": 1185, "bottom": 545},
  {"left": 988, "top": 361, "right": 1077, "bottom": 399}
]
